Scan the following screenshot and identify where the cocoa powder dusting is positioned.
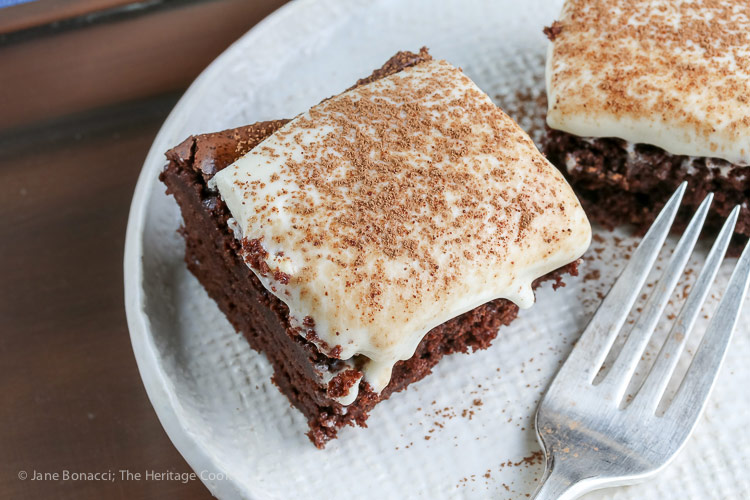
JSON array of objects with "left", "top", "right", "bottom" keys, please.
[
  {"left": 548, "top": 0, "right": 750, "bottom": 152},
  {"left": 223, "top": 57, "right": 586, "bottom": 344}
]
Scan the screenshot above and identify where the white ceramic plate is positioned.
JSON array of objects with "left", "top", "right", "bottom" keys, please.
[{"left": 124, "top": 1, "right": 750, "bottom": 498}]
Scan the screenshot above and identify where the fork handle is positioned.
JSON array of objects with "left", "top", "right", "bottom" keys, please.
[{"left": 532, "top": 464, "right": 588, "bottom": 500}]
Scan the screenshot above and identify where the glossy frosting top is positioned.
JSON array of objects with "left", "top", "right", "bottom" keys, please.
[
  {"left": 213, "top": 59, "right": 591, "bottom": 403},
  {"left": 546, "top": 0, "right": 750, "bottom": 165}
]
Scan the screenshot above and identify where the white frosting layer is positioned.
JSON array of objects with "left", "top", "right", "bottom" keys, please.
[
  {"left": 546, "top": 0, "right": 750, "bottom": 165},
  {"left": 213, "top": 59, "right": 591, "bottom": 404}
]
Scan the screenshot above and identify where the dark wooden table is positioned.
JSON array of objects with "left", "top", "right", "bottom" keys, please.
[{"left": 0, "top": 1, "right": 288, "bottom": 498}]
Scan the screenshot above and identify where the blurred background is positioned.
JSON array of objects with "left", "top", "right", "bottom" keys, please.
[{"left": 0, "top": 1, "right": 287, "bottom": 498}]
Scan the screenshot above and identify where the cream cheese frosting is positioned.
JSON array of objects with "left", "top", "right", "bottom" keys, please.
[
  {"left": 546, "top": 0, "right": 750, "bottom": 166},
  {"left": 212, "top": 59, "right": 591, "bottom": 404}
]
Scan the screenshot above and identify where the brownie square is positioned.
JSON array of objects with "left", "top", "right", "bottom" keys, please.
[
  {"left": 161, "top": 49, "right": 583, "bottom": 447},
  {"left": 542, "top": 0, "right": 750, "bottom": 254}
]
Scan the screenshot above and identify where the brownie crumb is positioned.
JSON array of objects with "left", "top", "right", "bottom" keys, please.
[
  {"left": 543, "top": 21, "right": 563, "bottom": 41},
  {"left": 326, "top": 369, "right": 363, "bottom": 399},
  {"left": 583, "top": 269, "right": 600, "bottom": 282}
]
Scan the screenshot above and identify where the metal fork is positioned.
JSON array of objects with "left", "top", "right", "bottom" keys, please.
[{"left": 532, "top": 182, "right": 750, "bottom": 499}]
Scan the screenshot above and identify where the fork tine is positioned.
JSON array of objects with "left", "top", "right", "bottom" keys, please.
[
  {"left": 598, "top": 193, "right": 713, "bottom": 404},
  {"left": 665, "top": 234, "right": 750, "bottom": 426},
  {"left": 564, "top": 182, "right": 687, "bottom": 382},
  {"left": 631, "top": 206, "right": 740, "bottom": 414}
]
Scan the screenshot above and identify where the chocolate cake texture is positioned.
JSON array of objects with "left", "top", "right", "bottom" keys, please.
[{"left": 543, "top": 130, "right": 750, "bottom": 255}]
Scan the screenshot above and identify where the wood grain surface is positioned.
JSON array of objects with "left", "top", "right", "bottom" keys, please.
[
  {"left": 0, "top": 1, "right": 288, "bottom": 498},
  {"left": 0, "top": 0, "right": 286, "bottom": 133},
  {"left": 0, "top": 0, "right": 139, "bottom": 34}
]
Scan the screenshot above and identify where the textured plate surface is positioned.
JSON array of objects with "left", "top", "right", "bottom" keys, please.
[{"left": 124, "top": 0, "right": 750, "bottom": 498}]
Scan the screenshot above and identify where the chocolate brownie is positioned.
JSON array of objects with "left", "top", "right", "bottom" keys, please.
[
  {"left": 542, "top": 0, "right": 750, "bottom": 253},
  {"left": 543, "top": 130, "right": 750, "bottom": 255},
  {"left": 161, "top": 49, "right": 584, "bottom": 448}
]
